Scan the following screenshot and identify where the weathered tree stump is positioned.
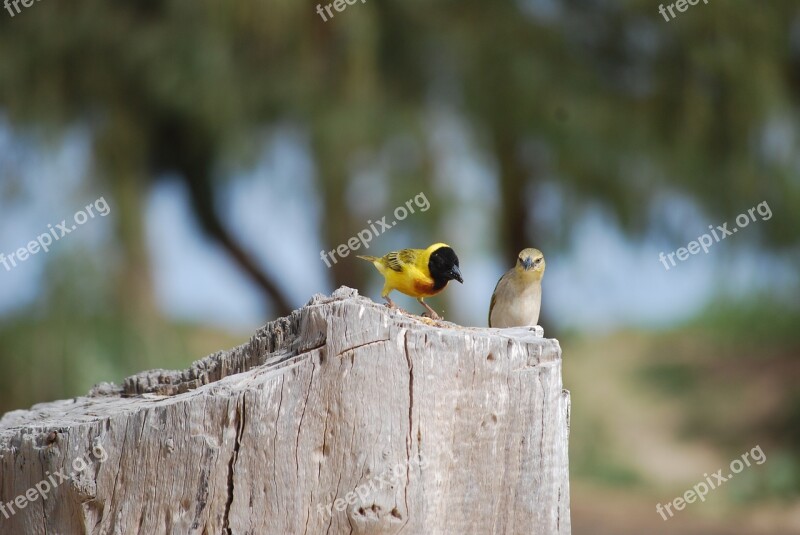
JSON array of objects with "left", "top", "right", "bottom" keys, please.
[{"left": 0, "top": 287, "right": 571, "bottom": 535}]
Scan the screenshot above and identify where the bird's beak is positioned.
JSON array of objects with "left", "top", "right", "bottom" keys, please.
[
  {"left": 522, "top": 257, "right": 533, "bottom": 270},
  {"left": 450, "top": 265, "right": 463, "bottom": 283}
]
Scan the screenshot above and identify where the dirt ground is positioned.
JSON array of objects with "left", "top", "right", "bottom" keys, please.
[
  {"left": 571, "top": 483, "right": 800, "bottom": 535},
  {"left": 563, "top": 332, "right": 800, "bottom": 535}
]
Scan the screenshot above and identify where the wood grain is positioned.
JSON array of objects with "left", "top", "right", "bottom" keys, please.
[{"left": 0, "top": 287, "right": 571, "bottom": 535}]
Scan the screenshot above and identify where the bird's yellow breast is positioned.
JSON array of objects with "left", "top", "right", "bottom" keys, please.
[{"left": 382, "top": 264, "right": 442, "bottom": 298}]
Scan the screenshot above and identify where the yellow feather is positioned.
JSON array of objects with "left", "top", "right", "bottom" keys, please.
[{"left": 357, "top": 243, "right": 452, "bottom": 299}]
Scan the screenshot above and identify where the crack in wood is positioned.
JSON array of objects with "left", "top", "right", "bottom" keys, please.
[
  {"left": 223, "top": 393, "right": 247, "bottom": 534},
  {"left": 334, "top": 338, "right": 390, "bottom": 358}
]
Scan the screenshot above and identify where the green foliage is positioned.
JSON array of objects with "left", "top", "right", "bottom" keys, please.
[
  {"left": 636, "top": 298, "right": 800, "bottom": 500},
  {"left": 728, "top": 450, "right": 800, "bottom": 503},
  {"left": 0, "top": 252, "right": 242, "bottom": 413},
  {"left": 687, "top": 295, "right": 800, "bottom": 348},
  {"left": 637, "top": 361, "right": 698, "bottom": 395},
  {"left": 1, "top": 0, "right": 799, "bottom": 257},
  {"left": 570, "top": 420, "right": 643, "bottom": 488}
]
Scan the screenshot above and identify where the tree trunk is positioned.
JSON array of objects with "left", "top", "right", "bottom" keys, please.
[{"left": 0, "top": 287, "right": 571, "bottom": 535}]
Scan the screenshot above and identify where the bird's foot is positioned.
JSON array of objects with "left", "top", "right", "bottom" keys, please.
[
  {"left": 418, "top": 300, "right": 442, "bottom": 321},
  {"left": 384, "top": 298, "right": 409, "bottom": 314}
]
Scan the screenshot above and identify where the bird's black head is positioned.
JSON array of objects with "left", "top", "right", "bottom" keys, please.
[{"left": 429, "top": 246, "right": 463, "bottom": 289}]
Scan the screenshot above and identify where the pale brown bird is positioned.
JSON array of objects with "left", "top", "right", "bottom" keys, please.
[{"left": 488, "top": 248, "right": 545, "bottom": 328}]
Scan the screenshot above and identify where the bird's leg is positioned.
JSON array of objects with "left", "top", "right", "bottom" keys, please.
[
  {"left": 418, "top": 298, "right": 442, "bottom": 321},
  {"left": 384, "top": 296, "right": 408, "bottom": 314}
]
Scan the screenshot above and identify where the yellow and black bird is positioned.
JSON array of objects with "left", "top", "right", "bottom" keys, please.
[
  {"left": 488, "top": 248, "right": 545, "bottom": 328},
  {"left": 357, "top": 243, "right": 463, "bottom": 320}
]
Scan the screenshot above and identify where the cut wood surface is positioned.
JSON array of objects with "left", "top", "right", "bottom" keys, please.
[{"left": 0, "top": 287, "right": 571, "bottom": 535}]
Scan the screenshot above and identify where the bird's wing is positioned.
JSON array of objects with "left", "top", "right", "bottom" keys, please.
[
  {"left": 488, "top": 290, "right": 497, "bottom": 327},
  {"left": 488, "top": 273, "right": 504, "bottom": 326},
  {"left": 488, "top": 270, "right": 513, "bottom": 326},
  {"left": 383, "top": 249, "right": 417, "bottom": 272}
]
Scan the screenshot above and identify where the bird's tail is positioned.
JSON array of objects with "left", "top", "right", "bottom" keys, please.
[{"left": 356, "top": 255, "right": 380, "bottom": 263}]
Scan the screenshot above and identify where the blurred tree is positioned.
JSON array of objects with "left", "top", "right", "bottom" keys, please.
[{"left": 0, "top": 0, "right": 798, "bottom": 313}]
